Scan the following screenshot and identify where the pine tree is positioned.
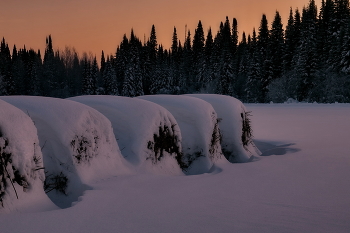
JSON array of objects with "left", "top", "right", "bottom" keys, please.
[
  {"left": 294, "top": 1, "right": 319, "bottom": 101},
  {"left": 192, "top": 20, "right": 206, "bottom": 90},
  {"left": 269, "top": 11, "right": 285, "bottom": 81},
  {"left": 122, "top": 30, "right": 144, "bottom": 97},
  {"left": 232, "top": 18, "right": 239, "bottom": 55},
  {"left": 42, "top": 35, "right": 56, "bottom": 96},
  {"left": 91, "top": 57, "right": 99, "bottom": 94},
  {"left": 115, "top": 34, "right": 129, "bottom": 93},
  {"left": 215, "top": 17, "right": 234, "bottom": 95},
  {"left": 246, "top": 28, "right": 263, "bottom": 102},
  {"left": 203, "top": 28, "right": 215, "bottom": 89},
  {"left": 100, "top": 50, "right": 106, "bottom": 75},
  {"left": 284, "top": 8, "right": 297, "bottom": 71},
  {"left": 181, "top": 30, "right": 193, "bottom": 92},
  {"left": 82, "top": 57, "right": 93, "bottom": 95},
  {"left": 0, "top": 38, "right": 15, "bottom": 95},
  {"left": 170, "top": 27, "right": 181, "bottom": 92},
  {"left": 144, "top": 25, "right": 158, "bottom": 95},
  {"left": 103, "top": 58, "right": 118, "bottom": 95},
  {"left": 257, "top": 14, "right": 271, "bottom": 102}
]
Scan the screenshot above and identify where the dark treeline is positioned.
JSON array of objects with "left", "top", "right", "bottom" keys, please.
[{"left": 1, "top": 0, "right": 350, "bottom": 102}]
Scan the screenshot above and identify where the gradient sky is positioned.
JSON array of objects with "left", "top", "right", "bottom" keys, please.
[{"left": 1, "top": 0, "right": 322, "bottom": 57}]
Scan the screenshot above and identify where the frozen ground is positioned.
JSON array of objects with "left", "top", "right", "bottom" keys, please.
[{"left": 0, "top": 103, "right": 349, "bottom": 233}]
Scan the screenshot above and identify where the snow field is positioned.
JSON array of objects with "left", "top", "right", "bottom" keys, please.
[
  {"left": 138, "top": 95, "right": 228, "bottom": 175},
  {"left": 186, "top": 94, "right": 261, "bottom": 162},
  {"left": 68, "top": 95, "right": 184, "bottom": 175},
  {"left": 1, "top": 102, "right": 349, "bottom": 232},
  {"left": 0, "top": 96, "right": 127, "bottom": 208}
]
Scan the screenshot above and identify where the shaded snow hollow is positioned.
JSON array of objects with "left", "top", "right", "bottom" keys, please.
[
  {"left": 0, "top": 96, "right": 128, "bottom": 208},
  {"left": 186, "top": 94, "right": 261, "bottom": 162},
  {"left": 138, "top": 95, "right": 228, "bottom": 175},
  {"left": 68, "top": 95, "right": 184, "bottom": 175}
]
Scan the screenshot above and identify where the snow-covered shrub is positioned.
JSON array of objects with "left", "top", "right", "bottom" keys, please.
[
  {"left": 138, "top": 95, "right": 226, "bottom": 175},
  {"left": 187, "top": 94, "right": 261, "bottom": 162},
  {"left": 68, "top": 95, "right": 184, "bottom": 175},
  {"left": 0, "top": 96, "right": 126, "bottom": 208},
  {"left": 0, "top": 99, "right": 45, "bottom": 210}
]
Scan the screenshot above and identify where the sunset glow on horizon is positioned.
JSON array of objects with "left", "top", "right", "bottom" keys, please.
[{"left": 1, "top": 0, "right": 322, "bottom": 57}]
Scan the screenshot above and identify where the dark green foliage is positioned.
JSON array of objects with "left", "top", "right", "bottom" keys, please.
[
  {"left": 209, "top": 118, "right": 222, "bottom": 160},
  {"left": 70, "top": 134, "right": 99, "bottom": 164},
  {"left": 241, "top": 111, "right": 253, "bottom": 147},
  {"left": 0, "top": 129, "right": 29, "bottom": 207},
  {"left": 44, "top": 172, "right": 68, "bottom": 195},
  {"left": 147, "top": 124, "right": 182, "bottom": 163}
]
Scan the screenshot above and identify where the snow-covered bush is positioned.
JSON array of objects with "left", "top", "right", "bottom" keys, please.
[
  {"left": 0, "top": 96, "right": 126, "bottom": 208},
  {"left": 68, "top": 95, "right": 184, "bottom": 175},
  {"left": 186, "top": 94, "right": 261, "bottom": 162},
  {"left": 138, "top": 95, "right": 226, "bottom": 175},
  {"left": 0, "top": 99, "right": 46, "bottom": 210}
]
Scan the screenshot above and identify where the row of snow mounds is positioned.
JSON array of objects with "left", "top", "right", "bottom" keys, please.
[
  {"left": 68, "top": 95, "right": 185, "bottom": 175},
  {"left": 0, "top": 99, "right": 51, "bottom": 211},
  {"left": 0, "top": 94, "right": 260, "bottom": 210},
  {"left": 138, "top": 95, "right": 228, "bottom": 174},
  {"left": 0, "top": 96, "right": 129, "bottom": 209},
  {"left": 186, "top": 94, "right": 261, "bottom": 162}
]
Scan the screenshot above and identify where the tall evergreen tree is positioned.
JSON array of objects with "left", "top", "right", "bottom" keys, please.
[
  {"left": 192, "top": 20, "right": 206, "bottom": 90},
  {"left": 269, "top": 11, "right": 285, "bottom": 81},
  {"left": 232, "top": 18, "right": 239, "bottom": 55},
  {"left": 257, "top": 14, "right": 271, "bottom": 102},
  {"left": 295, "top": 1, "right": 319, "bottom": 101},
  {"left": 103, "top": 57, "right": 118, "bottom": 95},
  {"left": 122, "top": 30, "right": 144, "bottom": 97}
]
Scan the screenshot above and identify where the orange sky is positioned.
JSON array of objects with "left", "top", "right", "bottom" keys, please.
[{"left": 1, "top": 0, "right": 322, "bottom": 57}]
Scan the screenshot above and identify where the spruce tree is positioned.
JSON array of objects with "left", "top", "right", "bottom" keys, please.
[
  {"left": 269, "top": 11, "right": 284, "bottom": 81},
  {"left": 192, "top": 20, "right": 206, "bottom": 90},
  {"left": 257, "top": 14, "right": 271, "bottom": 102},
  {"left": 82, "top": 57, "right": 93, "bottom": 95},
  {"left": 122, "top": 30, "right": 144, "bottom": 97},
  {"left": 295, "top": 1, "right": 319, "bottom": 101},
  {"left": 103, "top": 58, "right": 118, "bottom": 95},
  {"left": 232, "top": 18, "right": 239, "bottom": 55},
  {"left": 203, "top": 28, "right": 215, "bottom": 89}
]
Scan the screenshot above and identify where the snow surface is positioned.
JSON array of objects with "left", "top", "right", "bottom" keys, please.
[
  {"left": 0, "top": 102, "right": 350, "bottom": 233},
  {"left": 0, "top": 96, "right": 127, "bottom": 208},
  {"left": 0, "top": 99, "right": 52, "bottom": 212},
  {"left": 68, "top": 95, "right": 184, "bottom": 175},
  {"left": 138, "top": 95, "right": 227, "bottom": 175},
  {"left": 186, "top": 94, "right": 261, "bottom": 162}
]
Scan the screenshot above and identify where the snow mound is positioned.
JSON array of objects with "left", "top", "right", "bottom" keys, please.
[
  {"left": 187, "top": 94, "right": 261, "bottom": 162},
  {"left": 0, "top": 96, "right": 127, "bottom": 208},
  {"left": 138, "top": 95, "right": 227, "bottom": 175},
  {"left": 68, "top": 95, "right": 184, "bottom": 175},
  {"left": 0, "top": 99, "right": 49, "bottom": 211}
]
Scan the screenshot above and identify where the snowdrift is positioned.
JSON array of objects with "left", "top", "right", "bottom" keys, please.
[
  {"left": 0, "top": 99, "right": 48, "bottom": 211},
  {"left": 138, "top": 95, "right": 226, "bottom": 175},
  {"left": 68, "top": 95, "right": 184, "bottom": 175},
  {"left": 187, "top": 94, "right": 261, "bottom": 162},
  {"left": 0, "top": 96, "right": 126, "bottom": 208}
]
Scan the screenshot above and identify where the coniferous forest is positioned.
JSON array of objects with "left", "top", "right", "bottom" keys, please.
[{"left": 1, "top": 0, "right": 350, "bottom": 103}]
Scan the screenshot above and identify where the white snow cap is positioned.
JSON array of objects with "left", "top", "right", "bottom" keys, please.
[
  {"left": 186, "top": 94, "right": 261, "bottom": 162},
  {"left": 0, "top": 96, "right": 126, "bottom": 208},
  {"left": 68, "top": 95, "right": 184, "bottom": 175},
  {"left": 0, "top": 99, "right": 49, "bottom": 211},
  {"left": 138, "top": 95, "right": 227, "bottom": 175}
]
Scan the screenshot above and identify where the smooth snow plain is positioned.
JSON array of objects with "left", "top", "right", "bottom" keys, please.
[{"left": 0, "top": 102, "right": 349, "bottom": 233}]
